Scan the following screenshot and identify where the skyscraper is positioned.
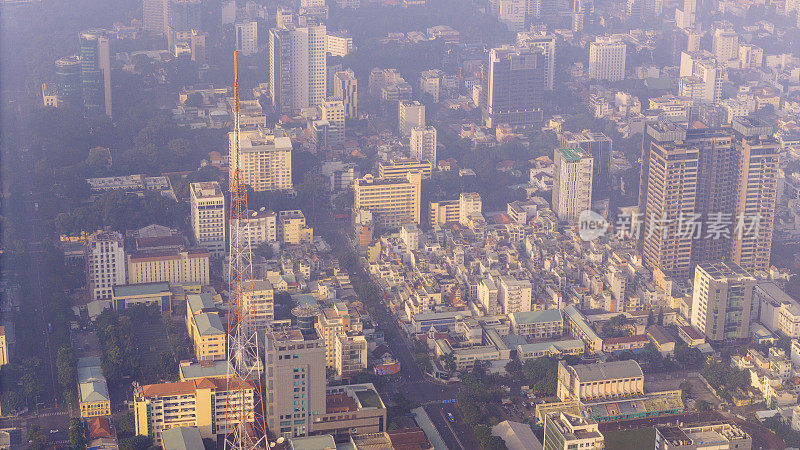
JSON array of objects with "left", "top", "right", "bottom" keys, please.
[
  {"left": 558, "top": 130, "right": 612, "bottom": 193},
  {"left": 691, "top": 262, "right": 755, "bottom": 342},
  {"left": 410, "top": 126, "right": 437, "bottom": 164},
  {"left": 398, "top": 100, "right": 425, "bottom": 137},
  {"left": 142, "top": 0, "right": 169, "bottom": 35},
  {"left": 713, "top": 27, "right": 739, "bottom": 62},
  {"left": 80, "top": 30, "right": 112, "bottom": 117},
  {"left": 588, "top": 36, "right": 626, "bottom": 81},
  {"left": 235, "top": 20, "right": 259, "bottom": 56},
  {"left": 731, "top": 121, "right": 780, "bottom": 273},
  {"left": 516, "top": 31, "right": 556, "bottom": 90},
  {"left": 552, "top": 148, "right": 593, "bottom": 223},
  {"left": 55, "top": 55, "right": 82, "bottom": 108},
  {"left": 269, "top": 22, "right": 327, "bottom": 115},
  {"left": 264, "top": 327, "right": 326, "bottom": 438},
  {"left": 85, "top": 230, "right": 126, "bottom": 301},
  {"left": 484, "top": 45, "right": 545, "bottom": 128},
  {"left": 229, "top": 127, "right": 293, "bottom": 192},
  {"left": 190, "top": 182, "right": 226, "bottom": 257},
  {"left": 333, "top": 69, "right": 358, "bottom": 119}
]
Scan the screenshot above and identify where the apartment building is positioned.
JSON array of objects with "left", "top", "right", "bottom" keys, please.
[
  {"left": 353, "top": 172, "right": 422, "bottom": 229},
  {"left": 269, "top": 22, "right": 327, "bottom": 115},
  {"left": 185, "top": 294, "right": 226, "bottom": 361},
  {"left": 398, "top": 100, "right": 425, "bottom": 137},
  {"left": 410, "top": 126, "right": 437, "bottom": 164},
  {"left": 712, "top": 28, "right": 738, "bottom": 62},
  {"left": 316, "top": 302, "right": 363, "bottom": 368},
  {"left": 242, "top": 280, "right": 275, "bottom": 333},
  {"left": 552, "top": 148, "right": 593, "bottom": 223},
  {"left": 127, "top": 248, "right": 210, "bottom": 286},
  {"left": 264, "top": 327, "right": 327, "bottom": 438},
  {"left": 85, "top": 230, "right": 127, "bottom": 301},
  {"left": 334, "top": 333, "right": 368, "bottom": 378},
  {"left": 378, "top": 158, "right": 433, "bottom": 180},
  {"left": 278, "top": 210, "right": 313, "bottom": 245},
  {"left": 133, "top": 377, "right": 255, "bottom": 446},
  {"left": 732, "top": 137, "right": 779, "bottom": 273},
  {"left": 232, "top": 209, "right": 277, "bottom": 249},
  {"left": 235, "top": 20, "right": 258, "bottom": 56},
  {"left": 190, "top": 182, "right": 226, "bottom": 257},
  {"left": 229, "top": 127, "right": 292, "bottom": 192},
  {"left": 499, "top": 276, "right": 532, "bottom": 314},
  {"left": 691, "top": 262, "right": 755, "bottom": 342},
  {"left": 588, "top": 36, "right": 626, "bottom": 81},
  {"left": 326, "top": 31, "right": 353, "bottom": 57},
  {"left": 484, "top": 45, "right": 545, "bottom": 128},
  {"left": 558, "top": 130, "right": 611, "bottom": 192},
  {"left": 429, "top": 192, "right": 482, "bottom": 227},
  {"left": 556, "top": 360, "right": 645, "bottom": 402}
]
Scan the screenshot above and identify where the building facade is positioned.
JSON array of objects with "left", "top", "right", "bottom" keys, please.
[
  {"left": 484, "top": 45, "right": 545, "bottom": 128},
  {"left": 691, "top": 262, "right": 755, "bottom": 342},
  {"left": 552, "top": 148, "right": 593, "bottom": 223},
  {"left": 190, "top": 182, "right": 226, "bottom": 257},
  {"left": 229, "top": 127, "right": 293, "bottom": 192},
  {"left": 86, "top": 230, "right": 127, "bottom": 301},
  {"left": 410, "top": 126, "right": 437, "bottom": 164},
  {"left": 588, "top": 36, "right": 626, "bottom": 81},
  {"left": 354, "top": 172, "right": 422, "bottom": 229}
]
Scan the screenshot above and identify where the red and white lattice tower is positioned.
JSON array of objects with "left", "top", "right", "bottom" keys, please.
[{"left": 225, "top": 51, "right": 267, "bottom": 450}]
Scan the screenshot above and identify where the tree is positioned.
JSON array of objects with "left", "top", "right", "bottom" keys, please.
[
  {"left": 26, "top": 425, "right": 48, "bottom": 450},
  {"left": 20, "top": 357, "right": 44, "bottom": 403},
  {"left": 1, "top": 390, "right": 21, "bottom": 414},
  {"left": 440, "top": 352, "right": 456, "bottom": 373},
  {"left": 69, "top": 418, "right": 87, "bottom": 450},
  {"left": 119, "top": 435, "right": 154, "bottom": 450},
  {"left": 57, "top": 346, "right": 77, "bottom": 390}
]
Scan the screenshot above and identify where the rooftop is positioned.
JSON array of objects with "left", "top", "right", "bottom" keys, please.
[
  {"left": 161, "top": 427, "right": 205, "bottom": 450},
  {"left": 194, "top": 312, "right": 224, "bottom": 336},
  {"left": 509, "top": 309, "right": 562, "bottom": 325},
  {"left": 568, "top": 360, "right": 643, "bottom": 382},
  {"left": 112, "top": 282, "right": 171, "bottom": 298}
]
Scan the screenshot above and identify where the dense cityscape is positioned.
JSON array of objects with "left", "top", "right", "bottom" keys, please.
[{"left": 1, "top": 0, "right": 800, "bottom": 448}]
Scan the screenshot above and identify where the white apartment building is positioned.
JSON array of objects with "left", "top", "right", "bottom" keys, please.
[
  {"left": 85, "top": 230, "right": 127, "bottom": 301},
  {"left": 691, "top": 262, "right": 755, "bottom": 342},
  {"left": 333, "top": 69, "right": 358, "bottom": 119},
  {"left": 269, "top": 23, "right": 327, "bottom": 115},
  {"left": 229, "top": 127, "right": 292, "bottom": 192},
  {"left": 679, "top": 51, "right": 723, "bottom": 102},
  {"left": 499, "top": 276, "right": 532, "bottom": 314},
  {"left": 326, "top": 31, "right": 353, "bottom": 57},
  {"left": 477, "top": 277, "right": 500, "bottom": 315},
  {"left": 235, "top": 20, "right": 259, "bottom": 56},
  {"left": 458, "top": 192, "right": 482, "bottom": 226},
  {"left": 588, "top": 36, "right": 626, "bottom": 81},
  {"left": 398, "top": 100, "right": 425, "bottom": 137},
  {"left": 316, "top": 99, "right": 346, "bottom": 147},
  {"left": 410, "top": 126, "right": 437, "bottom": 164},
  {"left": 278, "top": 210, "right": 313, "bottom": 245},
  {"left": 419, "top": 69, "right": 443, "bottom": 103},
  {"left": 190, "top": 182, "right": 226, "bottom": 257},
  {"left": 713, "top": 28, "right": 738, "bottom": 62},
  {"left": 738, "top": 44, "right": 764, "bottom": 69},
  {"left": 243, "top": 279, "right": 275, "bottom": 333},
  {"left": 552, "top": 148, "right": 593, "bottom": 223},
  {"left": 233, "top": 209, "right": 277, "bottom": 249}
]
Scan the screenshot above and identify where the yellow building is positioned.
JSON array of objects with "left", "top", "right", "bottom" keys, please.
[
  {"left": 242, "top": 279, "right": 275, "bottom": 333},
  {"left": 0, "top": 326, "right": 7, "bottom": 367},
  {"left": 185, "top": 294, "right": 226, "bottom": 361},
  {"left": 334, "top": 333, "right": 368, "bottom": 378},
  {"left": 278, "top": 210, "right": 313, "bottom": 245},
  {"left": 378, "top": 158, "right": 433, "bottom": 179},
  {"left": 229, "top": 127, "right": 293, "bottom": 192},
  {"left": 78, "top": 357, "right": 111, "bottom": 418},
  {"left": 353, "top": 172, "right": 422, "bottom": 229},
  {"left": 134, "top": 377, "right": 255, "bottom": 446},
  {"left": 127, "top": 249, "right": 210, "bottom": 286},
  {"left": 556, "top": 360, "right": 644, "bottom": 402},
  {"left": 316, "top": 302, "right": 363, "bottom": 368}
]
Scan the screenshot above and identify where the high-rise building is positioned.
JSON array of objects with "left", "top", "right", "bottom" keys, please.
[
  {"left": 0, "top": 327, "right": 7, "bottom": 367},
  {"left": 496, "top": 0, "right": 526, "bottom": 32},
  {"left": 333, "top": 69, "right": 358, "bottom": 119},
  {"left": 126, "top": 249, "right": 210, "bottom": 285},
  {"left": 235, "top": 20, "right": 258, "bottom": 56},
  {"left": 134, "top": 377, "right": 255, "bottom": 446},
  {"left": 190, "top": 182, "right": 226, "bottom": 257},
  {"left": 419, "top": 69, "right": 443, "bottom": 103},
  {"left": 233, "top": 209, "right": 277, "bottom": 248},
  {"left": 713, "top": 28, "right": 739, "bottom": 62},
  {"left": 552, "top": 148, "right": 593, "bottom": 223},
  {"left": 315, "top": 99, "right": 346, "bottom": 147},
  {"left": 80, "top": 30, "right": 112, "bottom": 117},
  {"left": 229, "top": 127, "right": 293, "bottom": 192},
  {"left": 499, "top": 277, "right": 532, "bottom": 314},
  {"left": 85, "top": 230, "right": 127, "bottom": 301},
  {"left": 269, "top": 22, "right": 327, "bottom": 115},
  {"left": 378, "top": 158, "right": 433, "bottom": 180},
  {"left": 679, "top": 51, "right": 723, "bottom": 103},
  {"left": 167, "top": 0, "right": 201, "bottom": 47},
  {"left": 278, "top": 210, "right": 314, "bottom": 245},
  {"left": 265, "top": 327, "right": 327, "bottom": 438},
  {"left": 691, "top": 262, "right": 755, "bottom": 341},
  {"left": 732, "top": 135, "right": 780, "bottom": 273},
  {"left": 543, "top": 412, "right": 604, "bottom": 450},
  {"left": 738, "top": 44, "right": 763, "bottom": 69},
  {"left": 675, "top": 0, "right": 696, "bottom": 29},
  {"left": 316, "top": 302, "right": 363, "bottom": 369},
  {"left": 55, "top": 55, "right": 82, "bottom": 108},
  {"left": 334, "top": 334, "right": 368, "bottom": 378},
  {"left": 410, "top": 126, "right": 437, "bottom": 164},
  {"left": 558, "top": 130, "right": 611, "bottom": 192},
  {"left": 428, "top": 192, "right": 482, "bottom": 227},
  {"left": 353, "top": 172, "right": 422, "bottom": 228},
  {"left": 398, "top": 100, "right": 425, "bottom": 137},
  {"left": 516, "top": 31, "right": 556, "bottom": 90},
  {"left": 484, "top": 45, "right": 545, "bottom": 128},
  {"left": 143, "top": 0, "right": 169, "bottom": 35},
  {"left": 588, "top": 36, "right": 626, "bottom": 81},
  {"left": 242, "top": 280, "right": 275, "bottom": 333},
  {"left": 326, "top": 31, "right": 353, "bottom": 57}
]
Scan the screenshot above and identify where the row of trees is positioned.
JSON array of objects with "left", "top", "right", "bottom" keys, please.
[
  {"left": 701, "top": 359, "right": 751, "bottom": 401},
  {"left": 457, "top": 369, "right": 509, "bottom": 449}
]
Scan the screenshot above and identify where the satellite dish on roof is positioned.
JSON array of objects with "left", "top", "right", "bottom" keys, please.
[
  {"left": 269, "top": 442, "right": 276, "bottom": 448},
  {"left": 260, "top": 207, "right": 266, "bottom": 211},
  {"left": 276, "top": 437, "right": 285, "bottom": 444}
]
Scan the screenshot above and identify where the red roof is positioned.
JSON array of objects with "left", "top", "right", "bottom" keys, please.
[{"left": 87, "top": 417, "right": 112, "bottom": 439}]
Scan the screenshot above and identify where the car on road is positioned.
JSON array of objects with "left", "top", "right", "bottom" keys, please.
[
  {"left": 49, "top": 429, "right": 59, "bottom": 434},
  {"left": 447, "top": 412, "right": 455, "bottom": 422}
]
